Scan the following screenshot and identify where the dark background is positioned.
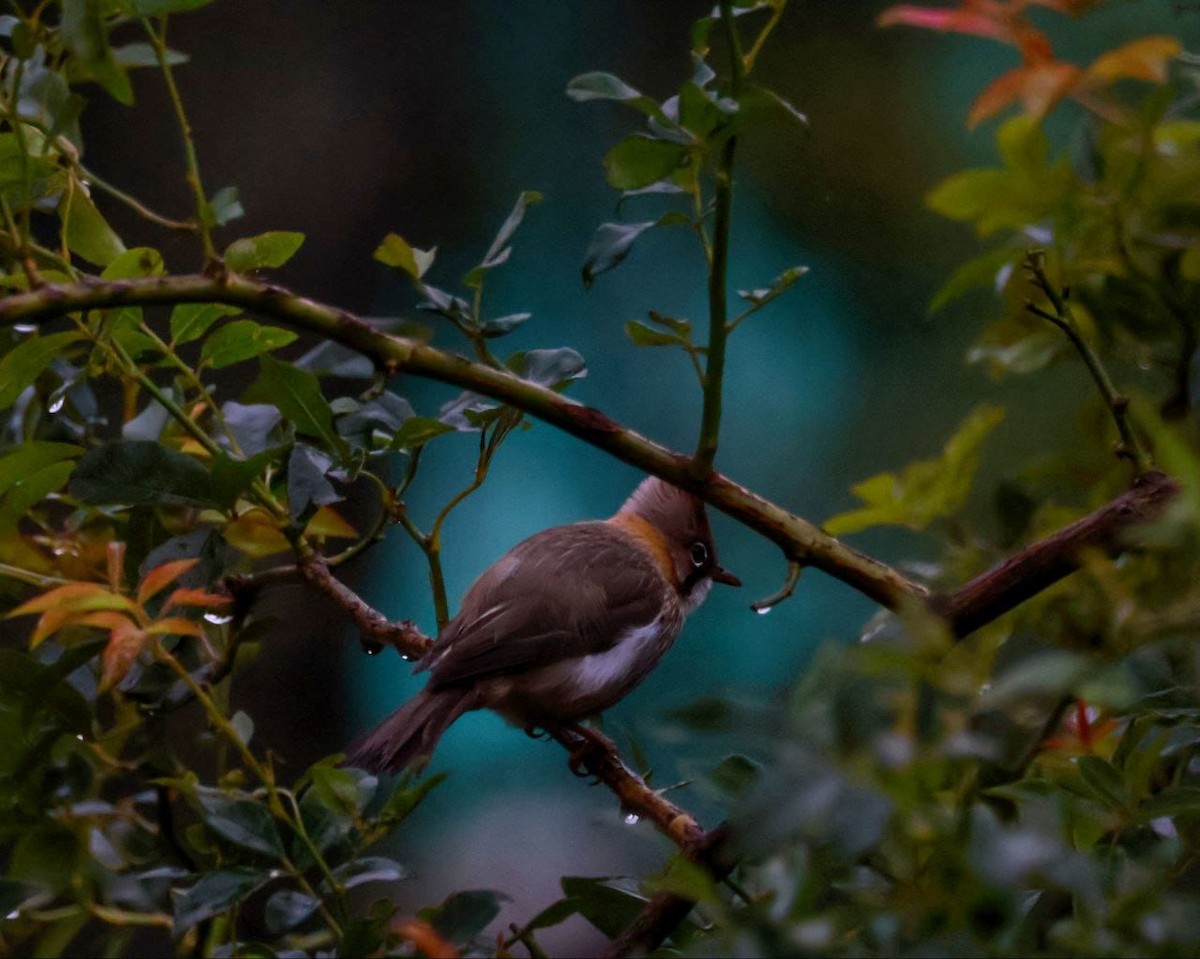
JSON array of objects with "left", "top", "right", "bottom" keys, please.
[{"left": 78, "top": 0, "right": 1193, "bottom": 951}]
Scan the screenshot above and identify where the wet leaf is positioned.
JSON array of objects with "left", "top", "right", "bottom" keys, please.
[{"left": 224, "top": 231, "right": 304, "bottom": 272}]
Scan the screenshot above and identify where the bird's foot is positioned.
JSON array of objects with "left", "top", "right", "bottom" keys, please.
[{"left": 564, "top": 724, "right": 616, "bottom": 779}]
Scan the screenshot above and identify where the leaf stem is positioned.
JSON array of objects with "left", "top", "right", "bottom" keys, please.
[
  {"left": 1023, "top": 251, "right": 1151, "bottom": 473},
  {"left": 84, "top": 164, "right": 197, "bottom": 233},
  {"left": 693, "top": 0, "right": 744, "bottom": 478},
  {"left": 143, "top": 15, "right": 217, "bottom": 265}
]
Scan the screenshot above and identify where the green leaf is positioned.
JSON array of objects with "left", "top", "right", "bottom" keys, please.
[
  {"left": 0, "top": 331, "right": 85, "bottom": 409},
  {"left": 0, "top": 442, "right": 81, "bottom": 531},
  {"left": 119, "top": 0, "right": 214, "bottom": 11},
  {"left": 479, "top": 312, "right": 532, "bottom": 337},
  {"left": 264, "top": 888, "right": 319, "bottom": 934},
  {"left": 735, "top": 264, "right": 808, "bottom": 310},
  {"left": 169, "top": 302, "right": 242, "bottom": 346},
  {"left": 478, "top": 190, "right": 543, "bottom": 270},
  {"left": 604, "top": 136, "right": 686, "bottom": 191},
  {"left": 224, "top": 231, "right": 305, "bottom": 272},
  {"left": 625, "top": 319, "right": 686, "bottom": 347},
  {"left": 388, "top": 415, "right": 455, "bottom": 450},
  {"left": 376, "top": 771, "right": 447, "bottom": 826},
  {"left": 1075, "top": 755, "right": 1130, "bottom": 812},
  {"left": 422, "top": 889, "right": 509, "bottom": 946},
  {"left": 111, "top": 42, "right": 188, "bottom": 68},
  {"left": 566, "top": 72, "right": 668, "bottom": 124},
  {"left": 100, "top": 246, "right": 164, "bottom": 280},
  {"left": 559, "top": 877, "right": 647, "bottom": 939},
  {"left": 205, "top": 185, "right": 244, "bottom": 226},
  {"left": 581, "top": 221, "right": 656, "bottom": 288},
  {"left": 195, "top": 788, "right": 285, "bottom": 858},
  {"left": 708, "top": 753, "right": 761, "bottom": 798},
  {"left": 244, "top": 356, "right": 345, "bottom": 457},
  {"left": 727, "top": 84, "right": 808, "bottom": 137},
  {"left": 929, "top": 246, "right": 1019, "bottom": 314},
  {"left": 980, "top": 651, "right": 1093, "bottom": 708},
  {"left": 209, "top": 447, "right": 280, "bottom": 509},
  {"left": 173, "top": 868, "right": 269, "bottom": 935},
  {"left": 200, "top": 319, "right": 298, "bottom": 369},
  {"left": 645, "top": 856, "right": 721, "bottom": 906},
  {"left": 287, "top": 444, "right": 339, "bottom": 522},
  {"left": 61, "top": 186, "right": 126, "bottom": 267},
  {"left": 69, "top": 440, "right": 217, "bottom": 508},
  {"left": 825, "top": 404, "right": 1005, "bottom": 535},
  {"left": 373, "top": 233, "right": 436, "bottom": 279},
  {"left": 61, "top": 0, "right": 132, "bottom": 104},
  {"left": 665, "top": 697, "right": 737, "bottom": 732},
  {"left": 507, "top": 347, "right": 586, "bottom": 390},
  {"left": 331, "top": 856, "right": 408, "bottom": 890},
  {"left": 0, "top": 133, "right": 64, "bottom": 206}
]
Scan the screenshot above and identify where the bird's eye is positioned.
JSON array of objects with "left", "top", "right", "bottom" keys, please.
[{"left": 690, "top": 542, "right": 708, "bottom": 567}]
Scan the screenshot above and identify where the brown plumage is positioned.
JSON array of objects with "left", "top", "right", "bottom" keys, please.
[{"left": 346, "top": 476, "right": 739, "bottom": 774}]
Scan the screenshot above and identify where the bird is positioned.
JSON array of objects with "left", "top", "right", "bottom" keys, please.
[{"left": 346, "top": 475, "right": 740, "bottom": 774}]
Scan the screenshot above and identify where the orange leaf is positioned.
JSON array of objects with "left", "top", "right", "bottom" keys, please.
[
  {"left": 394, "top": 919, "right": 459, "bottom": 959},
  {"left": 72, "top": 610, "right": 137, "bottom": 632},
  {"left": 137, "top": 559, "right": 201, "bottom": 605},
  {"left": 146, "top": 617, "right": 205, "bottom": 638},
  {"left": 100, "top": 622, "right": 148, "bottom": 692},
  {"left": 1085, "top": 36, "right": 1182, "bottom": 86},
  {"left": 1018, "top": 60, "right": 1081, "bottom": 118},
  {"left": 8, "top": 581, "right": 132, "bottom": 618},
  {"left": 163, "top": 588, "right": 231, "bottom": 612},
  {"left": 969, "top": 60, "right": 1080, "bottom": 127},
  {"left": 29, "top": 605, "right": 130, "bottom": 648},
  {"left": 969, "top": 67, "right": 1025, "bottom": 128},
  {"left": 877, "top": 4, "right": 1013, "bottom": 43}
]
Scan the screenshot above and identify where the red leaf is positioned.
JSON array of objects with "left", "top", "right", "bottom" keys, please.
[{"left": 877, "top": 4, "right": 1013, "bottom": 43}]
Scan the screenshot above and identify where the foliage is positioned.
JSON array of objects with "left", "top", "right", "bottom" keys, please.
[{"left": 0, "top": 0, "right": 1197, "bottom": 957}]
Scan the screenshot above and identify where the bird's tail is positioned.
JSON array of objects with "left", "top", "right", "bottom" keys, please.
[{"left": 345, "top": 688, "right": 475, "bottom": 774}]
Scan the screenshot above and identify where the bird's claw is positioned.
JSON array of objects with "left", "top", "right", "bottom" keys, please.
[{"left": 564, "top": 724, "right": 614, "bottom": 780}]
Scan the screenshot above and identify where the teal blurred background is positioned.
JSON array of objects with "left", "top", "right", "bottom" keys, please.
[{"left": 83, "top": 0, "right": 1196, "bottom": 951}]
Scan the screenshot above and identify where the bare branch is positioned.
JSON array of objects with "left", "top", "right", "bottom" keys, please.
[{"left": 0, "top": 273, "right": 925, "bottom": 611}]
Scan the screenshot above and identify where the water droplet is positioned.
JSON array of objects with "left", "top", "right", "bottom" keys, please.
[
  {"left": 361, "top": 639, "right": 384, "bottom": 656},
  {"left": 12, "top": 324, "right": 36, "bottom": 334},
  {"left": 48, "top": 394, "right": 65, "bottom": 413},
  {"left": 756, "top": 606, "right": 772, "bottom": 616},
  {"left": 5, "top": 910, "right": 18, "bottom": 920},
  {"left": 623, "top": 813, "right": 640, "bottom": 826},
  {"left": 204, "top": 612, "right": 234, "bottom": 625}
]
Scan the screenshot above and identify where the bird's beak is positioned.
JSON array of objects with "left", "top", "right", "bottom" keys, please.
[{"left": 712, "top": 565, "right": 741, "bottom": 587}]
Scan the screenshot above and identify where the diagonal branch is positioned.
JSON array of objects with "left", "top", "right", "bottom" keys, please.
[
  {"left": 602, "top": 470, "right": 1182, "bottom": 956},
  {"left": 0, "top": 273, "right": 923, "bottom": 611}
]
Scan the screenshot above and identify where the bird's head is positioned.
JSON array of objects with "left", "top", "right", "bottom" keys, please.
[{"left": 616, "top": 476, "right": 740, "bottom": 612}]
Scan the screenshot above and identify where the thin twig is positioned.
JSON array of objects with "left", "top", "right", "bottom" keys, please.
[
  {"left": 143, "top": 15, "right": 217, "bottom": 264},
  {"left": 693, "top": 0, "right": 744, "bottom": 478},
  {"left": 1024, "top": 251, "right": 1152, "bottom": 473}
]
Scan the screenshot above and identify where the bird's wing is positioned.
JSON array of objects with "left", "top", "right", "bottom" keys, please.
[{"left": 421, "top": 523, "right": 669, "bottom": 689}]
